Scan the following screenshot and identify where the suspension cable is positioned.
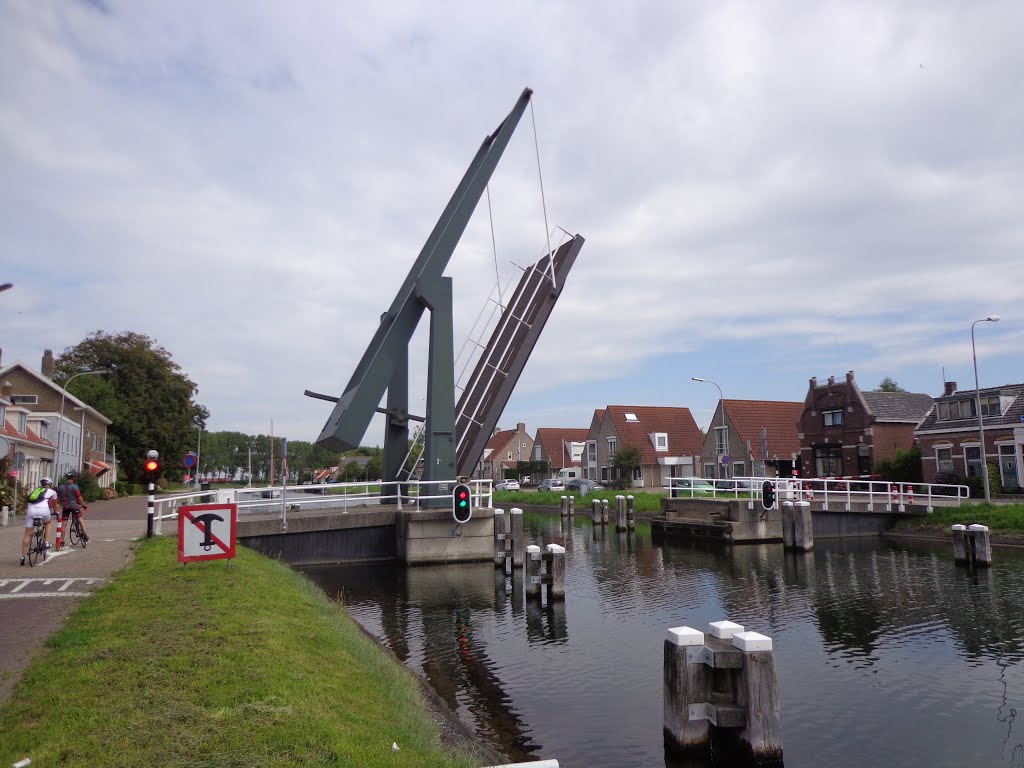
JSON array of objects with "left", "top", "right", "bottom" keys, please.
[
  {"left": 486, "top": 184, "right": 504, "bottom": 308},
  {"left": 529, "top": 98, "right": 557, "bottom": 290}
]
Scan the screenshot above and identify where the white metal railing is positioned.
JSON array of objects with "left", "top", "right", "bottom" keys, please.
[
  {"left": 153, "top": 479, "right": 494, "bottom": 532},
  {"left": 663, "top": 476, "right": 971, "bottom": 512}
]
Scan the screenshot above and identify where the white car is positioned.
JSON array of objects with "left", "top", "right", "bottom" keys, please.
[{"left": 495, "top": 479, "right": 520, "bottom": 491}]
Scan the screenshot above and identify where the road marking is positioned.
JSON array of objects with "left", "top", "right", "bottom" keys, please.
[
  {"left": 0, "top": 592, "right": 92, "bottom": 599},
  {"left": 11, "top": 581, "right": 28, "bottom": 593}
]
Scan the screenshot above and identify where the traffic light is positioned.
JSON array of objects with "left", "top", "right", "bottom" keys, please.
[
  {"left": 452, "top": 483, "right": 472, "bottom": 524},
  {"left": 144, "top": 450, "right": 160, "bottom": 477},
  {"left": 761, "top": 480, "right": 776, "bottom": 511}
]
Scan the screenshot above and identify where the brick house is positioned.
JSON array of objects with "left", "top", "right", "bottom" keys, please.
[
  {"left": 696, "top": 400, "right": 803, "bottom": 479},
  {"left": 797, "top": 371, "right": 933, "bottom": 478},
  {"left": 478, "top": 422, "right": 534, "bottom": 481},
  {"left": 0, "top": 349, "right": 114, "bottom": 487},
  {"left": 583, "top": 405, "right": 704, "bottom": 488},
  {"left": 533, "top": 427, "right": 588, "bottom": 480},
  {"left": 1, "top": 381, "right": 57, "bottom": 489},
  {"left": 915, "top": 381, "right": 1024, "bottom": 492}
]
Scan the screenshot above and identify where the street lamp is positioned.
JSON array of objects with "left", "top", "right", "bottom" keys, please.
[
  {"left": 55, "top": 370, "right": 108, "bottom": 479},
  {"left": 692, "top": 377, "right": 728, "bottom": 479},
  {"left": 971, "top": 315, "right": 1000, "bottom": 503}
]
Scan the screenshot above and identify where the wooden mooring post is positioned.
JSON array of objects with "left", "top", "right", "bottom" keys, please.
[
  {"left": 952, "top": 523, "right": 992, "bottom": 567},
  {"left": 494, "top": 508, "right": 508, "bottom": 567},
  {"left": 782, "top": 500, "right": 813, "bottom": 551},
  {"left": 626, "top": 495, "right": 635, "bottom": 530},
  {"left": 568, "top": 495, "right": 575, "bottom": 516},
  {"left": 601, "top": 498, "right": 609, "bottom": 524},
  {"left": 560, "top": 495, "right": 569, "bottom": 516},
  {"left": 615, "top": 495, "right": 628, "bottom": 531},
  {"left": 664, "top": 620, "right": 782, "bottom": 763},
  {"left": 591, "top": 498, "right": 601, "bottom": 525},
  {"left": 526, "top": 543, "right": 566, "bottom": 601},
  {"left": 510, "top": 507, "right": 525, "bottom": 569}
]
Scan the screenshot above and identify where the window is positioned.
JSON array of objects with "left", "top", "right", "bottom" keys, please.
[
  {"left": 0, "top": 405, "right": 5, "bottom": 425},
  {"left": 625, "top": 412, "right": 638, "bottom": 422},
  {"left": 714, "top": 426, "right": 728, "bottom": 454},
  {"left": 10, "top": 394, "right": 38, "bottom": 405},
  {"left": 601, "top": 466, "right": 609, "bottom": 481},
  {"left": 632, "top": 467, "right": 642, "bottom": 481},
  {"left": 608, "top": 437, "right": 617, "bottom": 456},
  {"left": 733, "top": 462, "right": 745, "bottom": 476},
  {"left": 587, "top": 441, "right": 597, "bottom": 463},
  {"left": 654, "top": 432, "right": 668, "bottom": 451},
  {"left": 814, "top": 445, "right": 842, "bottom": 477},
  {"left": 936, "top": 447, "right": 953, "bottom": 473},
  {"left": 507, "top": 451, "right": 512, "bottom": 460},
  {"left": 823, "top": 410, "right": 843, "bottom": 427},
  {"left": 980, "top": 396, "right": 1001, "bottom": 417},
  {"left": 34, "top": 422, "right": 48, "bottom": 441},
  {"left": 16, "top": 413, "right": 27, "bottom": 434},
  {"left": 938, "top": 400, "right": 978, "bottom": 420},
  {"left": 521, "top": 441, "right": 527, "bottom": 448},
  {"left": 964, "top": 446, "right": 983, "bottom": 478},
  {"left": 704, "top": 462, "right": 716, "bottom": 478}
]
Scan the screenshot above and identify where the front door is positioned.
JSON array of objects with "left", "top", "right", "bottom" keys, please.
[{"left": 999, "top": 444, "right": 1020, "bottom": 491}]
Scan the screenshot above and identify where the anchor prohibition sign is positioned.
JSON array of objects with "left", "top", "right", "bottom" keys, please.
[{"left": 177, "top": 503, "right": 237, "bottom": 563}]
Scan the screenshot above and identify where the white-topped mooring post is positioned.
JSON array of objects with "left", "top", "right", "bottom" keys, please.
[
  {"left": 591, "top": 499, "right": 601, "bottom": 525},
  {"left": 494, "top": 508, "right": 507, "bottom": 567},
  {"left": 664, "top": 626, "right": 710, "bottom": 751},
  {"left": 952, "top": 524, "right": 968, "bottom": 564},
  {"left": 794, "top": 501, "right": 813, "bottom": 551},
  {"left": 511, "top": 508, "right": 525, "bottom": 568},
  {"left": 626, "top": 495, "right": 635, "bottom": 530},
  {"left": 969, "top": 523, "right": 993, "bottom": 566},
  {"left": 615, "top": 495, "right": 627, "bottom": 531},
  {"left": 560, "top": 495, "right": 568, "bottom": 516},
  {"left": 601, "top": 498, "right": 609, "bottom": 524},
  {"left": 732, "top": 630, "right": 783, "bottom": 762},
  {"left": 546, "top": 543, "right": 566, "bottom": 599},
  {"left": 568, "top": 495, "right": 575, "bottom": 516},
  {"left": 781, "top": 502, "right": 795, "bottom": 548},
  {"left": 526, "top": 544, "right": 542, "bottom": 598}
]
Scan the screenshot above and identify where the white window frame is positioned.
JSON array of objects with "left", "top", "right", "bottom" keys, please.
[
  {"left": 714, "top": 426, "right": 728, "bottom": 455},
  {"left": 935, "top": 445, "right": 953, "bottom": 473},
  {"left": 607, "top": 437, "right": 617, "bottom": 456},
  {"left": 703, "top": 462, "right": 716, "bottom": 478},
  {"left": 625, "top": 412, "right": 638, "bottom": 422},
  {"left": 587, "top": 441, "right": 597, "bottom": 463},
  {"left": 962, "top": 443, "right": 983, "bottom": 478},
  {"left": 823, "top": 410, "right": 843, "bottom": 427},
  {"left": 980, "top": 395, "right": 1001, "bottom": 417},
  {"left": 507, "top": 451, "right": 513, "bottom": 461},
  {"left": 654, "top": 432, "right": 668, "bottom": 451},
  {"left": 16, "top": 412, "right": 27, "bottom": 434}
]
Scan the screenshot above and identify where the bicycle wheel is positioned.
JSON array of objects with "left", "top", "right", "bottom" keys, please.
[
  {"left": 70, "top": 516, "right": 85, "bottom": 548},
  {"left": 27, "top": 525, "right": 43, "bottom": 567}
]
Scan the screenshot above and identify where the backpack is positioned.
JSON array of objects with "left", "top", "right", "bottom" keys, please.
[{"left": 28, "top": 487, "right": 48, "bottom": 503}]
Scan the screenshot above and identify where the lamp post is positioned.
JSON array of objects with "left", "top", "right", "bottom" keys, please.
[
  {"left": 692, "top": 377, "right": 727, "bottom": 479},
  {"left": 55, "top": 370, "right": 107, "bottom": 479},
  {"left": 971, "top": 315, "right": 1000, "bottom": 503}
]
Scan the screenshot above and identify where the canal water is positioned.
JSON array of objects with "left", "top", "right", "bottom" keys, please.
[{"left": 303, "top": 511, "right": 1024, "bottom": 767}]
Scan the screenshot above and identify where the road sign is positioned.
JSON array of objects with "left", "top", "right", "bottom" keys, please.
[
  {"left": 177, "top": 503, "right": 237, "bottom": 563},
  {"left": 721, "top": 455, "right": 730, "bottom": 464},
  {"left": 183, "top": 452, "right": 197, "bottom": 468}
]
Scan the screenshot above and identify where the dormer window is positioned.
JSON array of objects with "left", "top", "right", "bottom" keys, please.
[
  {"left": 938, "top": 400, "right": 977, "bottom": 420},
  {"left": 979, "top": 396, "right": 1001, "bottom": 417},
  {"left": 653, "top": 432, "right": 668, "bottom": 451}
]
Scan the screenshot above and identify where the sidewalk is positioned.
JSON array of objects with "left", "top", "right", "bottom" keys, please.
[{"left": 0, "top": 495, "right": 148, "bottom": 706}]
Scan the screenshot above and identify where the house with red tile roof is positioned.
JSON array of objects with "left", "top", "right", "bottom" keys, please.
[
  {"left": 534, "top": 427, "right": 589, "bottom": 479},
  {"left": 1, "top": 380, "right": 56, "bottom": 490},
  {"left": 584, "top": 405, "right": 704, "bottom": 488},
  {"left": 697, "top": 399, "right": 803, "bottom": 479},
  {"left": 477, "top": 422, "right": 534, "bottom": 481}
]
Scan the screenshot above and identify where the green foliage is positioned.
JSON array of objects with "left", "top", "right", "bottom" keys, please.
[
  {"left": 74, "top": 472, "right": 103, "bottom": 503},
  {"left": 55, "top": 331, "right": 207, "bottom": 485},
  {"left": 610, "top": 444, "right": 641, "bottom": 479},
  {"left": 875, "top": 377, "right": 907, "bottom": 392},
  {"left": 893, "top": 502, "right": 1024, "bottom": 533},
  {"left": 874, "top": 444, "right": 923, "bottom": 484},
  {"left": 514, "top": 459, "right": 548, "bottom": 482}
]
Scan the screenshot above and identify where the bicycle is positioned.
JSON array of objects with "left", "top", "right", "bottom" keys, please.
[
  {"left": 67, "top": 509, "right": 88, "bottom": 549},
  {"left": 27, "top": 516, "right": 48, "bottom": 567}
]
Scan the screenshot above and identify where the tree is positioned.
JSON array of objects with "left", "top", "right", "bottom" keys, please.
[
  {"left": 610, "top": 445, "right": 642, "bottom": 483},
  {"left": 876, "top": 377, "right": 907, "bottom": 392},
  {"left": 55, "top": 331, "right": 207, "bottom": 484}
]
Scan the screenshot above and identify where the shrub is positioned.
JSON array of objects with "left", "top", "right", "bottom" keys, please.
[
  {"left": 875, "top": 445, "right": 923, "bottom": 484},
  {"left": 76, "top": 472, "right": 104, "bottom": 503}
]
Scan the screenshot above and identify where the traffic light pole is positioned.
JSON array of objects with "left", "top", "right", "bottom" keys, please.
[{"left": 146, "top": 480, "right": 155, "bottom": 538}]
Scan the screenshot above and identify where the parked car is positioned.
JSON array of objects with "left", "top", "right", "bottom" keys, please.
[
  {"left": 538, "top": 479, "right": 566, "bottom": 492},
  {"left": 669, "top": 478, "right": 717, "bottom": 496},
  {"left": 566, "top": 478, "right": 604, "bottom": 493},
  {"left": 495, "top": 479, "right": 520, "bottom": 491}
]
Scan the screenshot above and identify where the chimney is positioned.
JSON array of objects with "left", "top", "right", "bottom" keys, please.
[
  {"left": 2, "top": 380, "right": 11, "bottom": 400},
  {"left": 517, "top": 421, "right": 526, "bottom": 433},
  {"left": 943, "top": 381, "right": 957, "bottom": 397},
  {"left": 828, "top": 375, "right": 835, "bottom": 386},
  {"left": 846, "top": 371, "right": 855, "bottom": 385},
  {"left": 809, "top": 377, "right": 817, "bottom": 388},
  {"left": 41, "top": 349, "right": 54, "bottom": 379}
]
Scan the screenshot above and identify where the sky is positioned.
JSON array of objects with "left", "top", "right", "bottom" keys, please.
[{"left": 2, "top": 0, "right": 1022, "bottom": 448}]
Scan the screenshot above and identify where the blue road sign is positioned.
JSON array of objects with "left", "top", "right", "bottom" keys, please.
[{"left": 183, "top": 452, "right": 197, "bottom": 468}]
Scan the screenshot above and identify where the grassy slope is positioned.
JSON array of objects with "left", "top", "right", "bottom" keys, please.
[
  {"left": 494, "top": 488, "right": 668, "bottom": 512},
  {"left": 891, "top": 502, "right": 1024, "bottom": 534},
  {"left": 0, "top": 538, "right": 476, "bottom": 768}
]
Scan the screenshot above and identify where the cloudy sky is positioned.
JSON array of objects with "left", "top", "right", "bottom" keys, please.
[{"left": 2, "top": 0, "right": 1022, "bottom": 448}]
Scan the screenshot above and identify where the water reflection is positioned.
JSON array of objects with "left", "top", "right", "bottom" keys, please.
[{"left": 302, "top": 512, "right": 1024, "bottom": 768}]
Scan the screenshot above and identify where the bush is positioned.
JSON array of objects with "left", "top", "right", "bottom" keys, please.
[
  {"left": 875, "top": 445, "right": 923, "bottom": 484},
  {"left": 76, "top": 472, "right": 104, "bottom": 503}
]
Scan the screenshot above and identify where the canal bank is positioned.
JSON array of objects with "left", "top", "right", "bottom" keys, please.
[{"left": 0, "top": 536, "right": 496, "bottom": 768}]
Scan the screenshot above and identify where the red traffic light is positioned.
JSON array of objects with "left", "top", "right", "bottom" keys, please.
[
  {"left": 452, "top": 483, "right": 472, "bottom": 523},
  {"left": 144, "top": 459, "right": 159, "bottom": 472}
]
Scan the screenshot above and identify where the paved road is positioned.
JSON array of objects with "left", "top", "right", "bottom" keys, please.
[{"left": 0, "top": 494, "right": 148, "bottom": 706}]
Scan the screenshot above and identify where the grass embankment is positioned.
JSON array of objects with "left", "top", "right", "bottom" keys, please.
[
  {"left": 494, "top": 488, "right": 667, "bottom": 512},
  {"left": 891, "top": 502, "right": 1024, "bottom": 538},
  {"left": 0, "top": 538, "right": 477, "bottom": 768}
]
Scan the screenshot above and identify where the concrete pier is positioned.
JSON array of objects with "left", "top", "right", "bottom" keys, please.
[
  {"left": 953, "top": 523, "right": 992, "bottom": 567},
  {"left": 494, "top": 508, "right": 508, "bottom": 567},
  {"left": 510, "top": 508, "right": 525, "bottom": 569},
  {"left": 615, "top": 495, "right": 628, "bottom": 531},
  {"left": 782, "top": 501, "right": 813, "bottom": 551},
  {"left": 626, "top": 495, "right": 636, "bottom": 530}
]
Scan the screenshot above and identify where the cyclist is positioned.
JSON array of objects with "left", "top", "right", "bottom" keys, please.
[
  {"left": 56, "top": 470, "right": 89, "bottom": 544},
  {"left": 21, "top": 477, "right": 57, "bottom": 566}
]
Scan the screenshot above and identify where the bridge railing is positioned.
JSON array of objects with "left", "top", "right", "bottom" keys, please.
[
  {"left": 153, "top": 478, "right": 494, "bottom": 533},
  {"left": 663, "top": 476, "right": 971, "bottom": 512}
]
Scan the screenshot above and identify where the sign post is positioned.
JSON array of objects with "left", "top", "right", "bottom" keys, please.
[{"left": 177, "top": 503, "right": 237, "bottom": 565}]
